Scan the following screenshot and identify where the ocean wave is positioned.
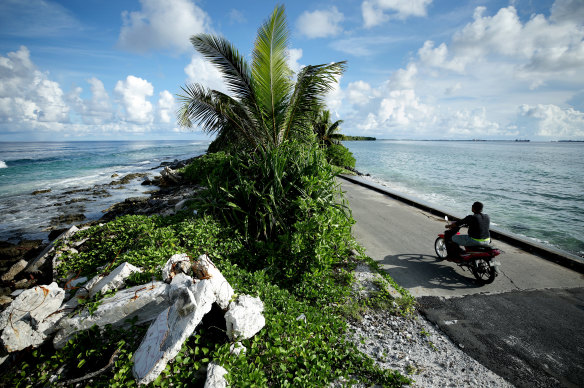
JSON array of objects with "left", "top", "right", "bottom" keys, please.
[{"left": 0, "top": 160, "right": 7, "bottom": 168}]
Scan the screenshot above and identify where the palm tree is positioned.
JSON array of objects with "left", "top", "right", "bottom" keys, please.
[
  {"left": 177, "top": 5, "right": 346, "bottom": 152},
  {"left": 313, "top": 109, "right": 344, "bottom": 147}
]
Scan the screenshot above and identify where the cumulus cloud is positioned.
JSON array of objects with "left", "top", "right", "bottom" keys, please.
[
  {"left": 0, "top": 46, "right": 69, "bottom": 123},
  {"left": 550, "top": 0, "right": 584, "bottom": 24},
  {"left": 297, "top": 7, "right": 344, "bottom": 38},
  {"left": 287, "top": 48, "right": 303, "bottom": 75},
  {"left": 325, "top": 75, "right": 344, "bottom": 116},
  {"left": 520, "top": 104, "right": 584, "bottom": 138},
  {"left": 347, "top": 81, "right": 375, "bottom": 106},
  {"left": 184, "top": 54, "right": 227, "bottom": 93},
  {"left": 419, "top": 4, "right": 584, "bottom": 79},
  {"left": 362, "top": 0, "right": 432, "bottom": 28},
  {"left": 114, "top": 76, "right": 154, "bottom": 124},
  {"left": 118, "top": 0, "right": 211, "bottom": 53},
  {"left": 158, "top": 90, "right": 175, "bottom": 123},
  {"left": 442, "top": 108, "right": 502, "bottom": 136}
]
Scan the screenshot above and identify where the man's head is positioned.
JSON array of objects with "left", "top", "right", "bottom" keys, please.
[{"left": 472, "top": 201, "right": 483, "bottom": 214}]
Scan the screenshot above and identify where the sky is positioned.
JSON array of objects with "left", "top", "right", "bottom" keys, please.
[{"left": 0, "top": 0, "right": 583, "bottom": 142}]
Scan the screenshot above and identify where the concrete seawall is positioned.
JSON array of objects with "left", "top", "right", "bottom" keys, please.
[{"left": 339, "top": 174, "right": 584, "bottom": 274}]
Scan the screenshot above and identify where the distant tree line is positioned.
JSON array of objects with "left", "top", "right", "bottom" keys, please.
[{"left": 340, "top": 135, "right": 376, "bottom": 141}]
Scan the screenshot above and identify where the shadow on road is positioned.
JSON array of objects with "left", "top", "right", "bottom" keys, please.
[{"left": 380, "top": 253, "right": 485, "bottom": 291}]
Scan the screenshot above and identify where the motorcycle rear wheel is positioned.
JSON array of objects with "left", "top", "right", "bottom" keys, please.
[
  {"left": 471, "top": 258, "right": 496, "bottom": 285},
  {"left": 434, "top": 237, "right": 448, "bottom": 259}
]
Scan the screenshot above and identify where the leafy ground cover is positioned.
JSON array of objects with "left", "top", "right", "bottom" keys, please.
[{"left": 4, "top": 146, "right": 414, "bottom": 387}]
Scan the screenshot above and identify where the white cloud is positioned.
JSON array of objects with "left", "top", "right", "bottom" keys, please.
[
  {"left": 442, "top": 107, "right": 502, "bottom": 136},
  {"left": 114, "top": 75, "right": 154, "bottom": 124},
  {"left": 118, "top": 0, "right": 212, "bottom": 53},
  {"left": 287, "top": 48, "right": 303, "bottom": 75},
  {"left": 347, "top": 81, "right": 375, "bottom": 106},
  {"left": 84, "top": 78, "right": 114, "bottom": 124},
  {"left": 362, "top": 0, "right": 432, "bottom": 28},
  {"left": 0, "top": 46, "right": 69, "bottom": 123},
  {"left": 297, "top": 7, "right": 344, "bottom": 39},
  {"left": 420, "top": 4, "right": 584, "bottom": 79},
  {"left": 184, "top": 54, "right": 227, "bottom": 93},
  {"left": 390, "top": 63, "right": 418, "bottom": 89},
  {"left": 325, "top": 75, "right": 344, "bottom": 116},
  {"left": 377, "top": 89, "right": 433, "bottom": 127},
  {"left": 520, "top": 104, "right": 584, "bottom": 138},
  {"left": 158, "top": 90, "right": 175, "bottom": 123},
  {"left": 550, "top": 0, "right": 584, "bottom": 24}
]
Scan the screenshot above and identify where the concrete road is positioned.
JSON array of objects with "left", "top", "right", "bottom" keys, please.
[
  {"left": 340, "top": 178, "right": 584, "bottom": 297},
  {"left": 340, "top": 178, "right": 584, "bottom": 387}
]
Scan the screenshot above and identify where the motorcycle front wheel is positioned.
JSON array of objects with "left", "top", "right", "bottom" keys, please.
[
  {"left": 434, "top": 237, "right": 448, "bottom": 259},
  {"left": 471, "top": 258, "right": 496, "bottom": 285}
]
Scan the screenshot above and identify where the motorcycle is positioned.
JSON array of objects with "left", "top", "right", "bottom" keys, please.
[{"left": 434, "top": 217, "right": 501, "bottom": 285}]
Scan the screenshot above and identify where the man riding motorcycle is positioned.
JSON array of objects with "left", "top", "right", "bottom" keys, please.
[{"left": 445, "top": 201, "right": 490, "bottom": 256}]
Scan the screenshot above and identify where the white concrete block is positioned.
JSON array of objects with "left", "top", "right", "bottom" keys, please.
[
  {"left": 132, "top": 286, "right": 214, "bottom": 385},
  {"left": 54, "top": 281, "right": 170, "bottom": 349},
  {"left": 204, "top": 363, "right": 228, "bottom": 388},
  {"left": 225, "top": 295, "right": 265, "bottom": 341},
  {"left": 88, "top": 262, "right": 142, "bottom": 298},
  {"left": 193, "top": 254, "right": 234, "bottom": 310}
]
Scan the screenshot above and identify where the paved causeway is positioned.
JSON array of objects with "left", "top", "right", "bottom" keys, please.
[{"left": 341, "top": 178, "right": 584, "bottom": 387}]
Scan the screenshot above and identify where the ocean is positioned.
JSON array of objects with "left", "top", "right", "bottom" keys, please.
[
  {"left": 1, "top": 140, "right": 583, "bottom": 258},
  {"left": 0, "top": 141, "right": 209, "bottom": 242},
  {"left": 343, "top": 140, "right": 584, "bottom": 257}
]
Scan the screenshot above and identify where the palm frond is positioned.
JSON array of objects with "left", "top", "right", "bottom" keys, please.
[
  {"left": 190, "top": 34, "right": 256, "bottom": 106},
  {"left": 252, "top": 4, "right": 293, "bottom": 146},
  {"left": 282, "top": 61, "right": 347, "bottom": 142},
  {"left": 177, "top": 83, "right": 260, "bottom": 149}
]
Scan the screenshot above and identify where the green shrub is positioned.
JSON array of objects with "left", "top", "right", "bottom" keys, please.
[
  {"left": 193, "top": 142, "right": 354, "bottom": 279},
  {"left": 325, "top": 144, "right": 356, "bottom": 168},
  {"left": 182, "top": 151, "right": 231, "bottom": 184}
]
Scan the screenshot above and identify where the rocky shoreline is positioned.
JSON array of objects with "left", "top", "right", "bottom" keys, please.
[{"left": 0, "top": 157, "right": 201, "bottom": 306}]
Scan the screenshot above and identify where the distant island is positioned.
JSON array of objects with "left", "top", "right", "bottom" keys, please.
[{"left": 341, "top": 135, "right": 376, "bottom": 141}]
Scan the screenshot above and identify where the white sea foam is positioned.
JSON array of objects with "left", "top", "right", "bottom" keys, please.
[{"left": 0, "top": 160, "right": 7, "bottom": 168}]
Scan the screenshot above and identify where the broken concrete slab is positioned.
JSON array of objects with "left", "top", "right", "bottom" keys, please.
[
  {"left": 225, "top": 295, "right": 265, "bottom": 341},
  {"left": 192, "top": 254, "right": 234, "bottom": 310},
  {"left": 54, "top": 281, "right": 170, "bottom": 349},
  {"left": 204, "top": 363, "right": 228, "bottom": 388},
  {"left": 132, "top": 284, "right": 215, "bottom": 385},
  {"left": 1, "top": 259, "right": 28, "bottom": 281},
  {"left": 0, "top": 282, "right": 65, "bottom": 332},
  {"left": 0, "top": 283, "right": 65, "bottom": 352},
  {"left": 1, "top": 320, "right": 47, "bottom": 352},
  {"left": 162, "top": 253, "right": 192, "bottom": 283},
  {"left": 169, "top": 273, "right": 194, "bottom": 300},
  {"left": 88, "top": 262, "right": 142, "bottom": 298}
]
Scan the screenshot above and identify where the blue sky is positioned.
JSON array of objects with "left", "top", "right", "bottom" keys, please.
[{"left": 0, "top": 0, "right": 583, "bottom": 141}]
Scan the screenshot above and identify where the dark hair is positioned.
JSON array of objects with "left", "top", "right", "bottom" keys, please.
[{"left": 472, "top": 201, "right": 484, "bottom": 213}]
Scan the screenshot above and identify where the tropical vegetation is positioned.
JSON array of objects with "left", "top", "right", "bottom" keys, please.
[
  {"left": 177, "top": 6, "right": 345, "bottom": 153},
  {"left": 4, "top": 5, "right": 414, "bottom": 387}
]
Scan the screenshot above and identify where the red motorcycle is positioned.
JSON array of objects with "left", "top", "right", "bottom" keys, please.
[{"left": 434, "top": 217, "right": 502, "bottom": 284}]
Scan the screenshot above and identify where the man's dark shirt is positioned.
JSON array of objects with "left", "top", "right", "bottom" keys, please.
[{"left": 456, "top": 213, "right": 490, "bottom": 239}]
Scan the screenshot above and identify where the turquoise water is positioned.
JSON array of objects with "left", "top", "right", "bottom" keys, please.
[
  {"left": 0, "top": 141, "right": 209, "bottom": 241},
  {"left": 343, "top": 140, "right": 584, "bottom": 257}
]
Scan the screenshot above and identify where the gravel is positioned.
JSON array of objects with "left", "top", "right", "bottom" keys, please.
[{"left": 345, "top": 263, "right": 514, "bottom": 387}]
